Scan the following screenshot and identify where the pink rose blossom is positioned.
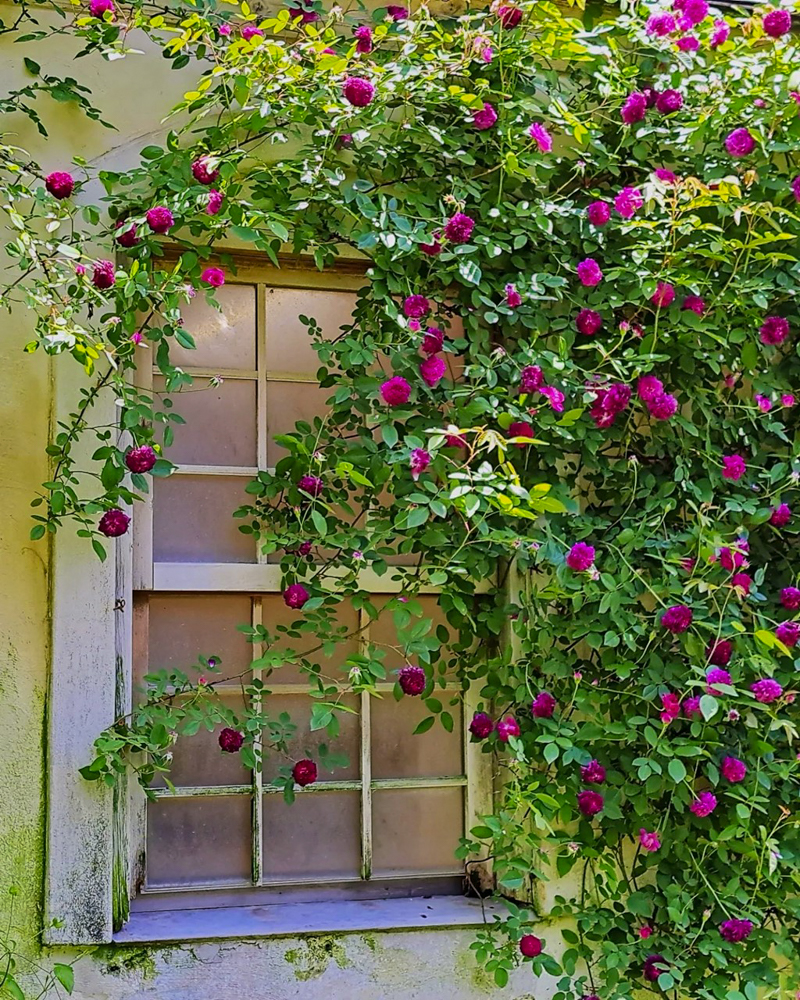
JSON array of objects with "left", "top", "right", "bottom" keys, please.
[
  {"left": 380, "top": 376, "right": 412, "bottom": 406},
  {"left": 647, "top": 13, "right": 677, "bottom": 35},
  {"left": 722, "top": 454, "right": 746, "bottom": 481},
  {"left": 577, "top": 258, "right": 603, "bottom": 286},
  {"left": 495, "top": 716, "right": 520, "bottom": 742},
  {"left": 420, "top": 355, "right": 447, "bottom": 387},
  {"left": 638, "top": 375, "right": 664, "bottom": 402},
  {"left": 403, "top": 294, "right": 430, "bottom": 319},
  {"left": 754, "top": 393, "right": 772, "bottom": 412},
  {"left": 539, "top": 385, "right": 565, "bottom": 412},
  {"left": 576, "top": 309, "right": 603, "bottom": 336},
  {"left": 473, "top": 102, "right": 498, "bottom": 130},
  {"left": 200, "top": 267, "right": 225, "bottom": 287},
  {"left": 651, "top": 282, "right": 675, "bottom": 308},
  {"left": 505, "top": 283, "right": 522, "bottom": 308},
  {"left": 656, "top": 89, "right": 683, "bottom": 114},
  {"left": 444, "top": 213, "right": 475, "bottom": 244},
  {"left": 343, "top": 77, "right": 376, "bottom": 107},
  {"left": 410, "top": 448, "right": 431, "bottom": 481},
  {"left": 283, "top": 583, "right": 310, "bottom": 609},
  {"left": 638, "top": 925, "right": 654, "bottom": 940},
  {"left": 639, "top": 829, "right": 661, "bottom": 852},
  {"left": 654, "top": 168, "right": 678, "bottom": 184},
  {"left": 520, "top": 365, "right": 544, "bottom": 393},
  {"left": 710, "top": 18, "right": 730, "bottom": 46},
  {"left": 777, "top": 620, "right": 800, "bottom": 647},
  {"left": 421, "top": 327, "right": 444, "bottom": 355},
  {"left": 706, "top": 667, "right": 732, "bottom": 694},
  {"left": 676, "top": 34, "right": 699, "bottom": 51},
  {"left": 781, "top": 393, "right": 796, "bottom": 407},
  {"left": 648, "top": 393, "right": 678, "bottom": 420},
  {"left": 586, "top": 200, "right": 611, "bottom": 226},
  {"left": 759, "top": 315, "right": 789, "bottom": 345},
  {"left": 660, "top": 692, "right": 682, "bottom": 724},
  {"left": 531, "top": 691, "right": 556, "bottom": 718},
  {"left": 763, "top": 8, "right": 792, "bottom": 37},
  {"left": 683, "top": 695, "right": 702, "bottom": 719},
  {"left": 354, "top": 24, "right": 373, "bottom": 52},
  {"left": 721, "top": 756, "right": 747, "bottom": 782},
  {"left": 528, "top": 122, "right": 552, "bottom": 152},
  {"left": 581, "top": 759, "right": 606, "bottom": 784},
  {"left": 661, "top": 604, "right": 692, "bottom": 633},
  {"left": 771, "top": 502, "right": 792, "bottom": 527},
  {"left": 577, "top": 790, "right": 604, "bottom": 817},
  {"left": 566, "top": 542, "right": 595, "bottom": 571},
  {"left": 682, "top": 294, "right": 706, "bottom": 316},
  {"left": 621, "top": 92, "right": 647, "bottom": 124},
  {"left": 731, "top": 572, "right": 752, "bottom": 596},
  {"left": 707, "top": 640, "right": 733, "bottom": 666},
  {"left": 726, "top": 127, "right": 756, "bottom": 157},
  {"left": 206, "top": 190, "right": 224, "bottom": 215},
  {"left": 192, "top": 157, "right": 220, "bottom": 185},
  {"left": 508, "top": 421, "right": 534, "bottom": 447},
  {"left": 241, "top": 23, "right": 264, "bottom": 40},
  {"left": 751, "top": 677, "right": 783, "bottom": 703},
  {"left": 614, "top": 186, "right": 643, "bottom": 219},
  {"left": 690, "top": 791, "right": 717, "bottom": 817}
]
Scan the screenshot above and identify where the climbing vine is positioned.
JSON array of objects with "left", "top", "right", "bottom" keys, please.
[{"left": 3, "top": 0, "right": 800, "bottom": 996}]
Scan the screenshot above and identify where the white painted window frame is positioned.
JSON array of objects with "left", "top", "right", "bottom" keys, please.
[{"left": 44, "top": 254, "right": 494, "bottom": 945}]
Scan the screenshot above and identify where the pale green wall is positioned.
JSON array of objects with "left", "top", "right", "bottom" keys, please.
[{"left": 0, "top": 6, "right": 570, "bottom": 997}]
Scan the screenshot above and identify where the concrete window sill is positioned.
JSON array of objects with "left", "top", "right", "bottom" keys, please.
[{"left": 114, "top": 895, "right": 504, "bottom": 944}]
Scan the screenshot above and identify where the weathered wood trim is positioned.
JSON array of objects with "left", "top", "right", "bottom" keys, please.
[{"left": 44, "top": 365, "right": 117, "bottom": 945}]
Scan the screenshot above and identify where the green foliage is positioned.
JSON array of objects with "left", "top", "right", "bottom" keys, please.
[
  {"left": 0, "top": 887, "right": 78, "bottom": 998},
  {"left": 2, "top": 0, "right": 800, "bottom": 996}
]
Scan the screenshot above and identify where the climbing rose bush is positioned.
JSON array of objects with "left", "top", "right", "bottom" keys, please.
[{"left": 2, "top": 0, "right": 800, "bottom": 995}]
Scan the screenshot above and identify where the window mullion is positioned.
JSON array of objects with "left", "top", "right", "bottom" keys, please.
[
  {"left": 359, "top": 609, "right": 372, "bottom": 880},
  {"left": 251, "top": 597, "right": 264, "bottom": 886}
]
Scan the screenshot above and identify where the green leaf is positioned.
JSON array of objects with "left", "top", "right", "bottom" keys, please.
[
  {"left": 741, "top": 340, "right": 758, "bottom": 370},
  {"left": 311, "top": 509, "right": 327, "bottom": 536},
  {"left": 54, "top": 963, "right": 75, "bottom": 994},
  {"left": 406, "top": 507, "right": 429, "bottom": 528},
  {"left": 30, "top": 524, "right": 46, "bottom": 540},
  {"left": 382, "top": 424, "right": 398, "bottom": 448},
  {"left": 668, "top": 759, "right": 687, "bottom": 783},
  {"left": 458, "top": 259, "right": 482, "bottom": 285},
  {"left": 2, "top": 976, "right": 25, "bottom": 1000},
  {"left": 413, "top": 716, "right": 435, "bottom": 735},
  {"left": 699, "top": 694, "right": 718, "bottom": 721}
]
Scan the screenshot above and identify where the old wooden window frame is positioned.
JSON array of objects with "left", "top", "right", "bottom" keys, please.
[{"left": 45, "top": 253, "right": 494, "bottom": 945}]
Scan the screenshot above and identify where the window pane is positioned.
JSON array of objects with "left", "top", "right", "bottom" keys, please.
[
  {"left": 372, "top": 788, "right": 463, "bottom": 876},
  {"left": 153, "top": 475, "right": 255, "bottom": 562},
  {"left": 266, "top": 382, "right": 331, "bottom": 465},
  {"left": 266, "top": 288, "right": 357, "bottom": 375},
  {"left": 169, "top": 284, "right": 256, "bottom": 370},
  {"left": 146, "top": 795, "right": 252, "bottom": 888},
  {"left": 258, "top": 595, "right": 359, "bottom": 685},
  {"left": 140, "top": 594, "right": 253, "bottom": 690},
  {"left": 262, "top": 791, "right": 361, "bottom": 882},
  {"left": 262, "top": 693, "right": 360, "bottom": 782},
  {"left": 154, "top": 377, "right": 257, "bottom": 467},
  {"left": 371, "top": 697, "right": 462, "bottom": 780},
  {"left": 154, "top": 693, "right": 250, "bottom": 788},
  {"left": 369, "top": 596, "right": 454, "bottom": 676}
]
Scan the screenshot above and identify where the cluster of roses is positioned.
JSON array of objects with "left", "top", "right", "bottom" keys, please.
[
  {"left": 42, "top": 161, "right": 232, "bottom": 537},
  {"left": 218, "top": 727, "right": 318, "bottom": 787}
]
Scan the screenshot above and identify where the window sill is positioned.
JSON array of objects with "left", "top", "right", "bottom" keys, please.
[{"left": 114, "top": 895, "right": 503, "bottom": 944}]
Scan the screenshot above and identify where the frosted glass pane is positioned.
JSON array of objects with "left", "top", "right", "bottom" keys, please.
[
  {"left": 154, "top": 693, "right": 250, "bottom": 788},
  {"left": 146, "top": 796, "right": 252, "bottom": 887},
  {"left": 266, "top": 382, "right": 331, "bottom": 464},
  {"left": 141, "top": 594, "right": 253, "bottom": 690},
  {"left": 372, "top": 788, "right": 463, "bottom": 876},
  {"left": 266, "top": 288, "right": 357, "bottom": 375},
  {"left": 372, "top": 697, "right": 462, "bottom": 779},
  {"left": 154, "top": 377, "right": 257, "bottom": 467},
  {"left": 153, "top": 475, "right": 255, "bottom": 562},
  {"left": 262, "top": 791, "right": 360, "bottom": 882},
  {"left": 262, "top": 693, "right": 360, "bottom": 781},
  {"left": 258, "top": 595, "right": 359, "bottom": 685},
  {"left": 370, "top": 596, "right": 453, "bottom": 674},
  {"left": 169, "top": 284, "right": 256, "bottom": 369}
]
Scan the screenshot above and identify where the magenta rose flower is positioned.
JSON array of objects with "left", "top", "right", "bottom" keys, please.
[
  {"left": 586, "top": 200, "right": 611, "bottom": 226},
  {"left": 577, "top": 258, "right": 603, "bottom": 287},
  {"left": 661, "top": 604, "right": 692, "bottom": 633},
  {"left": 297, "top": 474, "right": 323, "bottom": 497},
  {"left": 643, "top": 955, "right": 668, "bottom": 982},
  {"left": 403, "top": 294, "right": 430, "bottom": 318},
  {"left": 637, "top": 375, "right": 663, "bottom": 401},
  {"left": 146, "top": 206, "right": 174, "bottom": 234},
  {"left": 519, "top": 934, "right": 542, "bottom": 957},
  {"left": 218, "top": 728, "right": 244, "bottom": 753},
  {"left": 505, "top": 283, "right": 522, "bottom": 308},
  {"left": 92, "top": 260, "right": 116, "bottom": 289},
  {"left": 398, "top": 664, "right": 427, "bottom": 695},
  {"left": 192, "top": 157, "right": 220, "bottom": 184},
  {"left": 721, "top": 756, "right": 747, "bottom": 782},
  {"left": 751, "top": 678, "right": 782, "bottom": 703},
  {"left": 581, "top": 759, "right": 606, "bottom": 784},
  {"left": 89, "top": 0, "right": 115, "bottom": 16},
  {"left": 576, "top": 308, "right": 603, "bottom": 336},
  {"left": 614, "top": 186, "right": 643, "bottom": 219},
  {"left": 781, "top": 586, "right": 800, "bottom": 609},
  {"left": 621, "top": 92, "right": 647, "bottom": 124},
  {"left": 639, "top": 828, "right": 660, "bottom": 852},
  {"left": 566, "top": 542, "right": 595, "bottom": 571},
  {"left": 721, "top": 454, "right": 746, "bottom": 481},
  {"left": 354, "top": 24, "right": 373, "bottom": 52},
  {"left": 710, "top": 18, "right": 730, "bottom": 46},
  {"left": 421, "top": 327, "right": 444, "bottom": 355},
  {"left": 410, "top": 448, "right": 431, "bottom": 480},
  {"left": 763, "top": 8, "right": 792, "bottom": 36},
  {"left": 759, "top": 315, "right": 789, "bottom": 345},
  {"left": 495, "top": 716, "right": 520, "bottom": 742},
  {"left": 690, "top": 791, "right": 717, "bottom": 817},
  {"left": 647, "top": 13, "right": 676, "bottom": 35},
  {"left": 655, "top": 89, "right": 683, "bottom": 114},
  {"left": 531, "top": 691, "right": 556, "bottom": 718},
  {"left": 520, "top": 365, "right": 544, "bottom": 393},
  {"left": 419, "top": 356, "right": 446, "bottom": 387},
  {"left": 776, "top": 620, "right": 800, "bottom": 646},
  {"left": 444, "top": 212, "right": 475, "bottom": 244},
  {"left": 473, "top": 102, "right": 498, "bottom": 130},
  {"left": 770, "top": 503, "right": 792, "bottom": 527},
  {"left": 528, "top": 122, "right": 552, "bottom": 152},
  {"left": 45, "top": 171, "right": 75, "bottom": 199},
  {"left": 283, "top": 583, "right": 310, "bottom": 609},
  {"left": 577, "top": 790, "right": 604, "bottom": 817},
  {"left": 507, "top": 420, "right": 535, "bottom": 447},
  {"left": 343, "top": 77, "right": 376, "bottom": 107},
  {"left": 651, "top": 282, "right": 675, "bottom": 308},
  {"left": 720, "top": 919, "right": 753, "bottom": 943},
  {"left": 725, "top": 127, "right": 756, "bottom": 157},
  {"left": 98, "top": 508, "right": 130, "bottom": 537},
  {"left": 201, "top": 267, "right": 225, "bottom": 287},
  {"left": 469, "top": 712, "right": 494, "bottom": 739},
  {"left": 125, "top": 445, "right": 157, "bottom": 473},
  {"left": 241, "top": 23, "right": 264, "bottom": 39},
  {"left": 292, "top": 758, "right": 318, "bottom": 786},
  {"left": 206, "top": 190, "right": 224, "bottom": 215},
  {"left": 648, "top": 393, "right": 678, "bottom": 420},
  {"left": 706, "top": 639, "right": 733, "bottom": 666},
  {"left": 682, "top": 294, "right": 706, "bottom": 316},
  {"left": 380, "top": 376, "right": 411, "bottom": 405}
]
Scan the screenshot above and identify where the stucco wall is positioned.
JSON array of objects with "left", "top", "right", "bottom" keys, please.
[{"left": 0, "top": 6, "right": 570, "bottom": 997}]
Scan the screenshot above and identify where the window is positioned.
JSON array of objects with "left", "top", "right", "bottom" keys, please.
[{"left": 127, "top": 260, "right": 491, "bottom": 913}]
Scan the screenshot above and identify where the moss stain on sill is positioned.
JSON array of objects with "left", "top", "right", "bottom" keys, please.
[{"left": 284, "top": 935, "right": 352, "bottom": 981}]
